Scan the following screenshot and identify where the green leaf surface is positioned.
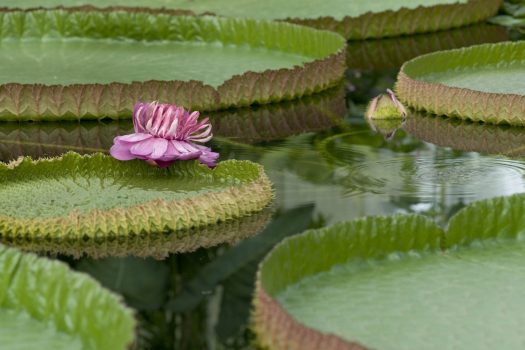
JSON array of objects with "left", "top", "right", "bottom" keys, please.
[
  {"left": 0, "top": 39, "right": 306, "bottom": 88},
  {"left": 0, "top": 0, "right": 501, "bottom": 39},
  {"left": 0, "top": 244, "right": 135, "bottom": 349},
  {"left": 254, "top": 194, "right": 525, "bottom": 350},
  {"left": 0, "top": 10, "right": 346, "bottom": 120},
  {"left": 0, "top": 152, "right": 273, "bottom": 252},
  {"left": 0, "top": 0, "right": 468, "bottom": 20},
  {"left": 396, "top": 41, "right": 525, "bottom": 126},
  {"left": 447, "top": 193, "right": 525, "bottom": 248}
]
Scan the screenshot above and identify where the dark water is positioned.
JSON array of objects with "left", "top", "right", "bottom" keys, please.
[{"left": 0, "top": 25, "right": 523, "bottom": 349}]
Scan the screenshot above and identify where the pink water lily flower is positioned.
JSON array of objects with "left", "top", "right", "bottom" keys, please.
[{"left": 110, "top": 102, "right": 219, "bottom": 168}]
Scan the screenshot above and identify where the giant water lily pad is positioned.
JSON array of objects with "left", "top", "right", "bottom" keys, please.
[
  {"left": 0, "top": 152, "right": 273, "bottom": 249},
  {"left": 254, "top": 193, "right": 525, "bottom": 349},
  {"left": 396, "top": 41, "right": 525, "bottom": 126},
  {"left": 0, "top": 10, "right": 345, "bottom": 120},
  {"left": 0, "top": 0, "right": 502, "bottom": 40},
  {"left": 404, "top": 112, "right": 525, "bottom": 157},
  {"left": 0, "top": 244, "right": 135, "bottom": 349}
]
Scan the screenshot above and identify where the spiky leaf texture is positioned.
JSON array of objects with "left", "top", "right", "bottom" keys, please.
[
  {"left": 0, "top": 152, "right": 273, "bottom": 251},
  {"left": 396, "top": 41, "right": 525, "bottom": 126},
  {"left": 0, "top": 0, "right": 502, "bottom": 40},
  {"left": 0, "top": 244, "right": 135, "bottom": 349},
  {"left": 0, "top": 9, "right": 346, "bottom": 120},
  {"left": 253, "top": 194, "right": 525, "bottom": 349},
  {"left": 6, "top": 208, "right": 272, "bottom": 259},
  {"left": 403, "top": 112, "right": 525, "bottom": 157}
]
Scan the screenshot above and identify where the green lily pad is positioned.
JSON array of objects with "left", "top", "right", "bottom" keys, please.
[
  {"left": 0, "top": 0, "right": 502, "bottom": 40},
  {"left": 254, "top": 193, "right": 525, "bottom": 349},
  {"left": 0, "top": 152, "right": 273, "bottom": 251},
  {"left": 0, "top": 10, "right": 345, "bottom": 120},
  {"left": 404, "top": 112, "right": 525, "bottom": 157},
  {"left": 396, "top": 41, "right": 525, "bottom": 126},
  {"left": 0, "top": 244, "right": 135, "bottom": 349}
]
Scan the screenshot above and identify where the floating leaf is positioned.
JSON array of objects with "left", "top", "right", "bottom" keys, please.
[
  {"left": 0, "top": 244, "right": 135, "bottom": 349},
  {"left": 396, "top": 41, "right": 525, "bottom": 126},
  {"left": 0, "top": 0, "right": 502, "bottom": 40},
  {"left": 0, "top": 10, "right": 345, "bottom": 120},
  {"left": 254, "top": 194, "right": 525, "bottom": 349},
  {"left": 0, "top": 152, "right": 273, "bottom": 254}
]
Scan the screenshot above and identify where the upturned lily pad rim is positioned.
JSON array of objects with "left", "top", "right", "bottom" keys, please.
[
  {"left": 253, "top": 193, "right": 525, "bottom": 349},
  {"left": 395, "top": 41, "right": 525, "bottom": 126},
  {"left": 0, "top": 9, "right": 346, "bottom": 121},
  {"left": 4, "top": 207, "right": 273, "bottom": 260},
  {"left": 0, "top": 0, "right": 503, "bottom": 40},
  {"left": 0, "top": 244, "right": 136, "bottom": 349},
  {"left": 0, "top": 152, "right": 273, "bottom": 244}
]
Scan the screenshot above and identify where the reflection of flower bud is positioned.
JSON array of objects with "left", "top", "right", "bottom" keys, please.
[
  {"left": 366, "top": 89, "right": 407, "bottom": 120},
  {"left": 366, "top": 118, "right": 405, "bottom": 141}
]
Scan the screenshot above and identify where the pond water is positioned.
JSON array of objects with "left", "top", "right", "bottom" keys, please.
[{"left": 0, "top": 27, "right": 523, "bottom": 349}]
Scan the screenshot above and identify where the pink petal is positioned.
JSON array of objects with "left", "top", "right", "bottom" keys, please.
[
  {"left": 110, "top": 143, "right": 136, "bottom": 161},
  {"left": 171, "top": 140, "right": 202, "bottom": 160},
  {"left": 130, "top": 138, "right": 157, "bottom": 157},
  {"left": 195, "top": 145, "right": 219, "bottom": 168},
  {"left": 149, "top": 138, "right": 169, "bottom": 159},
  {"left": 130, "top": 137, "right": 169, "bottom": 160},
  {"left": 114, "top": 133, "right": 153, "bottom": 144}
]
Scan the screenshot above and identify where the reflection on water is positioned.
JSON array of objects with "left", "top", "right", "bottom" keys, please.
[
  {"left": 0, "top": 28, "right": 523, "bottom": 350},
  {"left": 346, "top": 24, "right": 508, "bottom": 70},
  {"left": 404, "top": 113, "right": 525, "bottom": 157}
]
